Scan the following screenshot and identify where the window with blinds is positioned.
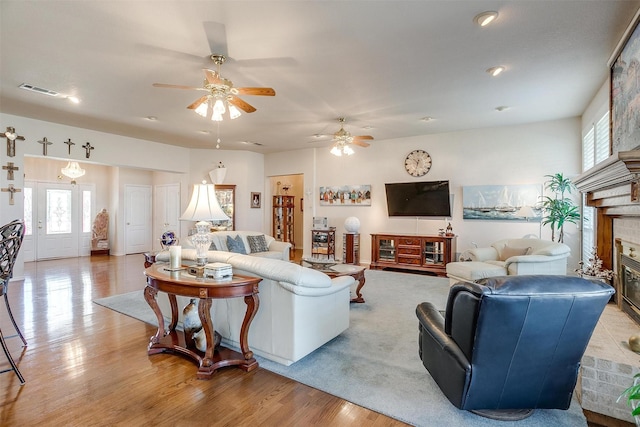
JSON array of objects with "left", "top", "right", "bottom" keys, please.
[{"left": 581, "top": 110, "right": 610, "bottom": 265}]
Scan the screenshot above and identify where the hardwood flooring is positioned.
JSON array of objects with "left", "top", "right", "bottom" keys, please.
[{"left": 0, "top": 255, "right": 406, "bottom": 426}]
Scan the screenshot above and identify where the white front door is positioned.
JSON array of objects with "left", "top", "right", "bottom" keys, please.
[
  {"left": 125, "top": 184, "right": 152, "bottom": 254},
  {"left": 36, "top": 182, "right": 79, "bottom": 259}
]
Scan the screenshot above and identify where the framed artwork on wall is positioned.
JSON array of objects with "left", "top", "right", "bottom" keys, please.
[
  {"left": 319, "top": 185, "right": 371, "bottom": 206},
  {"left": 251, "top": 192, "right": 261, "bottom": 209},
  {"left": 610, "top": 9, "right": 640, "bottom": 153},
  {"left": 462, "top": 184, "right": 542, "bottom": 221}
]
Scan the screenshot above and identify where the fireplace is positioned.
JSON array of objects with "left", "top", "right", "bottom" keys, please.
[{"left": 620, "top": 252, "right": 640, "bottom": 324}]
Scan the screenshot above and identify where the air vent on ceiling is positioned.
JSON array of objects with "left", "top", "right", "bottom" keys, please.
[
  {"left": 19, "top": 83, "right": 60, "bottom": 97},
  {"left": 240, "top": 140, "right": 264, "bottom": 146}
]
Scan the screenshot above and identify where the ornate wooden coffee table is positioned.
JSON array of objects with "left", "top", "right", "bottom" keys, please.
[
  {"left": 144, "top": 264, "right": 261, "bottom": 379},
  {"left": 301, "top": 258, "right": 367, "bottom": 303}
]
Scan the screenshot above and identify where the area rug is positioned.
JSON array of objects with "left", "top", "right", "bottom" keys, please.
[{"left": 94, "top": 269, "right": 587, "bottom": 426}]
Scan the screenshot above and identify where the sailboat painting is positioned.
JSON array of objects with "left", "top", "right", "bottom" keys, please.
[{"left": 463, "top": 184, "right": 543, "bottom": 221}]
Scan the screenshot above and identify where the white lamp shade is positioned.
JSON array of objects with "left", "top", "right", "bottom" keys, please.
[
  {"left": 516, "top": 205, "right": 536, "bottom": 218},
  {"left": 180, "top": 184, "right": 230, "bottom": 222}
]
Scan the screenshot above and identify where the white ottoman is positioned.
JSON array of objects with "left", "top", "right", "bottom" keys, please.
[{"left": 446, "top": 261, "right": 507, "bottom": 286}]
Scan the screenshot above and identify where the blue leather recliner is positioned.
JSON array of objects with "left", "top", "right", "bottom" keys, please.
[{"left": 416, "top": 275, "right": 613, "bottom": 416}]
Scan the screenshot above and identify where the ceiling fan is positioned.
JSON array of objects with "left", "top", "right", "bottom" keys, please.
[
  {"left": 152, "top": 54, "right": 275, "bottom": 121},
  {"left": 328, "top": 118, "right": 374, "bottom": 156}
]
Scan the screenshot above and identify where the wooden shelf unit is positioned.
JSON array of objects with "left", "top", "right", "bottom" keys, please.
[
  {"left": 273, "top": 195, "right": 295, "bottom": 248},
  {"left": 343, "top": 233, "right": 360, "bottom": 265},
  {"left": 311, "top": 228, "right": 336, "bottom": 259},
  {"left": 370, "top": 233, "right": 456, "bottom": 276}
]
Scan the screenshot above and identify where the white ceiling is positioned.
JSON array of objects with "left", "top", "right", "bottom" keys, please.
[{"left": 1, "top": 1, "right": 638, "bottom": 154}]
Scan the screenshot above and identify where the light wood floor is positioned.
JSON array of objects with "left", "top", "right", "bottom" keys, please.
[{"left": 0, "top": 254, "right": 406, "bottom": 426}]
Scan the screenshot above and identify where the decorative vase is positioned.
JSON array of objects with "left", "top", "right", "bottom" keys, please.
[{"left": 344, "top": 217, "right": 360, "bottom": 233}]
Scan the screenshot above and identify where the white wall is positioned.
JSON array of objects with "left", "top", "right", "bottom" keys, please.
[
  {"left": 187, "top": 149, "right": 265, "bottom": 233},
  {"left": 266, "top": 117, "right": 582, "bottom": 270}
]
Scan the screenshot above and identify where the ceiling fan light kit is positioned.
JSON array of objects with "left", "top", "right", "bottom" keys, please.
[{"left": 153, "top": 53, "right": 275, "bottom": 123}]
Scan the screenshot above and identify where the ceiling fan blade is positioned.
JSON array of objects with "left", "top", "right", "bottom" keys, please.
[
  {"left": 203, "top": 22, "right": 229, "bottom": 58},
  {"left": 203, "top": 69, "right": 222, "bottom": 84},
  {"left": 228, "top": 95, "right": 256, "bottom": 113},
  {"left": 351, "top": 139, "right": 371, "bottom": 148},
  {"left": 353, "top": 135, "right": 374, "bottom": 140},
  {"left": 236, "top": 87, "right": 276, "bottom": 96},
  {"left": 152, "top": 83, "right": 203, "bottom": 90},
  {"left": 187, "top": 95, "right": 209, "bottom": 110}
]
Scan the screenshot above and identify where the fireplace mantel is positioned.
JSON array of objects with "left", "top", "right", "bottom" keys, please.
[
  {"left": 574, "top": 150, "right": 640, "bottom": 194},
  {"left": 573, "top": 150, "right": 640, "bottom": 307}
]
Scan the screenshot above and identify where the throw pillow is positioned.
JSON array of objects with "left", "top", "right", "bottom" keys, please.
[
  {"left": 247, "top": 234, "right": 269, "bottom": 253},
  {"left": 209, "top": 240, "right": 217, "bottom": 251},
  {"left": 501, "top": 245, "right": 531, "bottom": 260},
  {"left": 226, "top": 235, "right": 247, "bottom": 254}
]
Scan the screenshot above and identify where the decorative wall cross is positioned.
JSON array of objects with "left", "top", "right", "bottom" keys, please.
[
  {"left": 37, "top": 137, "right": 53, "bottom": 156},
  {"left": 1, "top": 126, "right": 25, "bottom": 157},
  {"left": 1, "top": 184, "right": 22, "bottom": 205},
  {"left": 64, "top": 138, "right": 75, "bottom": 155},
  {"left": 2, "top": 162, "right": 19, "bottom": 180},
  {"left": 82, "top": 142, "right": 94, "bottom": 158}
]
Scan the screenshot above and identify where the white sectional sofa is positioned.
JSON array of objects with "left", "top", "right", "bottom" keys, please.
[
  {"left": 153, "top": 249, "right": 354, "bottom": 366},
  {"left": 446, "top": 238, "right": 570, "bottom": 285}
]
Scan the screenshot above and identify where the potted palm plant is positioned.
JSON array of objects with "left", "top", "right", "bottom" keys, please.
[{"left": 542, "top": 173, "right": 580, "bottom": 243}]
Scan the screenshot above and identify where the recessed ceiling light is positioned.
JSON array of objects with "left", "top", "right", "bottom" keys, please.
[
  {"left": 486, "top": 66, "right": 505, "bottom": 77},
  {"left": 362, "top": 125, "right": 374, "bottom": 130},
  {"left": 420, "top": 116, "right": 433, "bottom": 122},
  {"left": 66, "top": 96, "right": 80, "bottom": 104},
  {"left": 495, "top": 106, "right": 509, "bottom": 112},
  {"left": 474, "top": 11, "right": 498, "bottom": 27},
  {"left": 199, "top": 129, "right": 210, "bottom": 134},
  {"left": 146, "top": 116, "right": 158, "bottom": 121}
]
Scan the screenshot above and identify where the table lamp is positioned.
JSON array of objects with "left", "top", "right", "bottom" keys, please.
[{"left": 180, "top": 183, "right": 230, "bottom": 266}]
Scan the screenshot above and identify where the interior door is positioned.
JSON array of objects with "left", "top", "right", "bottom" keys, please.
[
  {"left": 125, "top": 184, "right": 152, "bottom": 254},
  {"left": 154, "top": 183, "right": 180, "bottom": 251},
  {"left": 36, "top": 182, "right": 79, "bottom": 259}
]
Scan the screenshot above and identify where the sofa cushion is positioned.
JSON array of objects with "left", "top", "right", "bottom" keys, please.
[
  {"left": 226, "top": 235, "right": 247, "bottom": 254},
  {"left": 209, "top": 240, "right": 218, "bottom": 251},
  {"left": 247, "top": 234, "right": 269, "bottom": 253},
  {"left": 500, "top": 245, "right": 531, "bottom": 260}
]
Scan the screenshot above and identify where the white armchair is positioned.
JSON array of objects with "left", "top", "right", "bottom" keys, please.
[{"left": 447, "top": 238, "right": 570, "bottom": 284}]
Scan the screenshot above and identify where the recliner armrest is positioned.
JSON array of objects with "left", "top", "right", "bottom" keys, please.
[
  {"left": 416, "top": 302, "right": 471, "bottom": 409},
  {"left": 504, "top": 254, "right": 568, "bottom": 265},
  {"left": 416, "top": 303, "right": 470, "bottom": 369}
]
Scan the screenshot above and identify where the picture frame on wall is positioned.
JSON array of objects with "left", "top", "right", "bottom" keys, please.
[
  {"left": 251, "top": 192, "right": 261, "bottom": 208},
  {"left": 610, "top": 8, "right": 640, "bottom": 154},
  {"left": 319, "top": 185, "right": 371, "bottom": 206}
]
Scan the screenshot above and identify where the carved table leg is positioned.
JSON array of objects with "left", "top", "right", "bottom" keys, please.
[
  {"left": 167, "top": 294, "right": 178, "bottom": 332},
  {"left": 144, "top": 286, "right": 165, "bottom": 350},
  {"left": 197, "top": 298, "right": 215, "bottom": 369},
  {"left": 240, "top": 293, "right": 260, "bottom": 360},
  {"left": 350, "top": 270, "right": 366, "bottom": 303}
]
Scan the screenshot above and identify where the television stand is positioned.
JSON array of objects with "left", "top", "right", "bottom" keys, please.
[{"left": 370, "top": 233, "right": 456, "bottom": 276}]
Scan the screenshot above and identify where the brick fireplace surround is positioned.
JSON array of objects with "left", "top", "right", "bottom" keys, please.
[{"left": 575, "top": 151, "right": 640, "bottom": 424}]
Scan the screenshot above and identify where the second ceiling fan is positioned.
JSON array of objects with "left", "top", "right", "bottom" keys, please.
[
  {"left": 329, "top": 117, "right": 373, "bottom": 156},
  {"left": 153, "top": 54, "right": 275, "bottom": 121}
]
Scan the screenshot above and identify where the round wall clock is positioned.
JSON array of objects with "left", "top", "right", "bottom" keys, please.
[{"left": 404, "top": 149, "right": 432, "bottom": 177}]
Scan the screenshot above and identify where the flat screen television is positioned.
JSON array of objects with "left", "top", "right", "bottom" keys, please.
[{"left": 385, "top": 180, "right": 451, "bottom": 217}]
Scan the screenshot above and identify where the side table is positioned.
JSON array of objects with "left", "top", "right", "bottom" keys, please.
[{"left": 144, "top": 264, "right": 261, "bottom": 379}]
